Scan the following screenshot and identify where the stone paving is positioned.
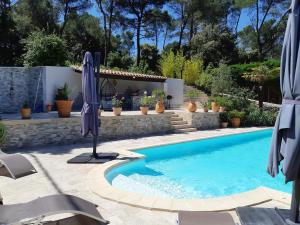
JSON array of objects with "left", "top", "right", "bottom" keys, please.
[{"left": 0, "top": 128, "right": 291, "bottom": 225}]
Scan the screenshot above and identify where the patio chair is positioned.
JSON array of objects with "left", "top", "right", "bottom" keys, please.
[
  {"left": 177, "top": 211, "right": 237, "bottom": 225},
  {"left": 0, "top": 149, "right": 36, "bottom": 179},
  {"left": 0, "top": 194, "right": 109, "bottom": 225}
]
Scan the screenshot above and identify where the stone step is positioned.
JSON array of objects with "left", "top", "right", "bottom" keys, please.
[
  {"left": 170, "top": 117, "right": 183, "bottom": 122},
  {"left": 172, "top": 124, "right": 192, "bottom": 129},
  {"left": 171, "top": 120, "right": 187, "bottom": 125},
  {"left": 174, "top": 128, "right": 198, "bottom": 133}
]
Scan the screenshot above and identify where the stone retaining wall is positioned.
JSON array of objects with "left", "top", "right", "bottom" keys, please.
[
  {"left": 1, "top": 113, "right": 173, "bottom": 149},
  {"left": 176, "top": 111, "right": 220, "bottom": 130},
  {"left": 0, "top": 67, "right": 44, "bottom": 113}
]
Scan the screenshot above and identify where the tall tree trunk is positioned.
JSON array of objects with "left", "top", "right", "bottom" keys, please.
[
  {"left": 107, "top": 0, "right": 114, "bottom": 60},
  {"left": 97, "top": 0, "right": 108, "bottom": 66},
  {"left": 162, "top": 27, "right": 168, "bottom": 49},
  {"left": 60, "top": 2, "right": 69, "bottom": 37},
  {"left": 136, "top": 16, "right": 141, "bottom": 66}
]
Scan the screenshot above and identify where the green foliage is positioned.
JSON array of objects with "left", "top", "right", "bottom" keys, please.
[
  {"left": 228, "top": 110, "right": 245, "bottom": 119},
  {"left": 196, "top": 64, "right": 234, "bottom": 95},
  {"left": 160, "top": 51, "right": 185, "bottom": 78},
  {"left": 140, "top": 96, "right": 155, "bottom": 107},
  {"left": 186, "top": 89, "right": 199, "bottom": 100},
  {"left": 23, "top": 31, "right": 68, "bottom": 66},
  {"left": 243, "top": 65, "right": 278, "bottom": 84},
  {"left": 219, "top": 112, "right": 229, "bottom": 122},
  {"left": 63, "top": 12, "right": 105, "bottom": 63},
  {"left": 55, "top": 83, "right": 70, "bottom": 100},
  {"left": 152, "top": 88, "right": 166, "bottom": 101},
  {"left": 183, "top": 58, "right": 203, "bottom": 86},
  {"left": 111, "top": 96, "right": 124, "bottom": 108},
  {"left": 211, "top": 96, "right": 234, "bottom": 110},
  {"left": 191, "top": 24, "right": 239, "bottom": 67},
  {"left": 243, "top": 105, "right": 278, "bottom": 126},
  {"left": 22, "top": 100, "right": 30, "bottom": 109},
  {"left": 140, "top": 44, "right": 160, "bottom": 73},
  {"left": 0, "top": 123, "right": 7, "bottom": 147},
  {"left": 107, "top": 52, "right": 134, "bottom": 70}
]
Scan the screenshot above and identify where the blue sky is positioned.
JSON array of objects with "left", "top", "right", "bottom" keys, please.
[{"left": 89, "top": 6, "right": 252, "bottom": 52}]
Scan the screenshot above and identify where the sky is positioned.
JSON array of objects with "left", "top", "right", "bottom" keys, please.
[{"left": 89, "top": 5, "right": 253, "bottom": 53}]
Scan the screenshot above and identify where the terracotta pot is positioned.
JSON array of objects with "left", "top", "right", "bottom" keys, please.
[
  {"left": 231, "top": 118, "right": 241, "bottom": 128},
  {"left": 20, "top": 108, "right": 31, "bottom": 119},
  {"left": 187, "top": 101, "right": 197, "bottom": 112},
  {"left": 46, "top": 104, "right": 52, "bottom": 112},
  {"left": 221, "top": 122, "right": 228, "bottom": 128},
  {"left": 113, "top": 107, "right": 122, "bottom": 116},
  {"left": 140, "top": 106, "right": 149, "bottom": 115},
  {"left": 155, "top": 101, "right": 165, "bottom": 113},
  {"left": 211, "top": 102, "right": 220, "bottom": 112},
  {"left": 56, "top": 100, "right": 73, "bottom": 118},
  {"left": 219, "top": 106, "right": 225, "bottom": 112},
  {"left": 203, "top": 107, "right": 209, "bottom": 113}
]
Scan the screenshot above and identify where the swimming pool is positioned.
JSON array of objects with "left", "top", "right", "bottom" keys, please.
[{"left": 106, "top": 129, "right": 291, "bottom": 199}]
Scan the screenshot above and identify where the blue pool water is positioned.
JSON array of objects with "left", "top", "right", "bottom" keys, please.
[{"left": 106, "top": 130, "right": 291, "bottom": 199}]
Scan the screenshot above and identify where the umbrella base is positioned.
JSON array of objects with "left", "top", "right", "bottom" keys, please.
[{"left": 67, "top": 152, "right": 119, "bottom": 164}]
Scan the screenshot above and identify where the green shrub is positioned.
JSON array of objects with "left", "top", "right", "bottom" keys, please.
[
  {"left": 23, "top": 31, "right": 68, "bottom": 66},
  {"left": 140, "top": 96, "right": 155, "bottom": 107},
  {"left": 243, "top": 105, "right": 278, "bottom": 126},
  {"left": 160, "top": 51, "right": 185, "bottom": 78},
  {"left": 182, "top": 58, "right": 203, "bottom": 85},
  {"left": 195, "top": 71, "right": 213, "bottom": 93},
  {"left": 152, "top": 88, "right": 166, "bottom": 101},
  {"left": 186, "top": 89, "right": 199, "bottom": 101},
  {"left": 219, "top": 112, "right": 229, "bottom": 122},
  {"left": 210, "top": 96, "right": 234, "bottom": 110},
  {"left": 55, "top": 83, "right": 71, "bottom": 100},
  {"left": 0, "top": 123, "right": 7, "bottom": 147},
  {"left": 112, "top": 96, "right": 124, "bottom": 108},
  {"left": 228, "top": 110, "right": 245, "bottom": 119}
]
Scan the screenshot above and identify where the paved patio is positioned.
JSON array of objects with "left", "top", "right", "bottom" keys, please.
[{"left": 0, "top": 128, "right": 291, "bottom": 225}]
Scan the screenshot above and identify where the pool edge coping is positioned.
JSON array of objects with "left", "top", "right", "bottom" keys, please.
[{"left": 87, "top": 127, "right": 291, "bottom": 212}]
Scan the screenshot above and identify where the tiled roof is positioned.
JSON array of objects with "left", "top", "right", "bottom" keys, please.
[{"left": 73, "top": 66, "right": 167, "bottom": 82}]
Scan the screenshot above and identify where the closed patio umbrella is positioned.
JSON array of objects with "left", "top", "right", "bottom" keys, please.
[
  {"left": 268, "top": 0, "right": 300, "bottom": 223},
  {"left": 68, "top": 52, "right": 118, "bottom": 163}
]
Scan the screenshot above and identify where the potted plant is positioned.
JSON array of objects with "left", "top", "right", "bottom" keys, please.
[
  {"left": 112, "top": 96, "right": 124, "bottom": 116},
  {"left": 229, "top": 110, "right": 245, "bottom": 128},
  {"left": 210, "top": 97, "right": 220, "bottom": 112},
  {"left": 46, "top": 103, "right": 52, "bottom": 112},
  {"left": 152, "top": 88, "right": 166, "bottom": 113},
  {"left": 55, "top": 83, "right": 73, "bottom": 118},
  {"left": 20, "top": 101, "right": 31, "bottom": 119},
  {"left": 140, "top": 95, "right": 154, "bottom": 115},
  {"left": 202, "top": 102, "right": 209, "bottom": 112},
  {"left": 219, "top": 112, "right": 229, "bottom": 128},
  {"left": 186, "top": 90, "right": 199, "bottom": 112}
]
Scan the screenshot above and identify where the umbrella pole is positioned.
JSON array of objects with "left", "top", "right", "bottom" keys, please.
[
  {"left": 289, "top": 179, "right": 300, "bottom": 224},
  {"left": 92, "top": 135, "right": 97, "bottom": 158}
]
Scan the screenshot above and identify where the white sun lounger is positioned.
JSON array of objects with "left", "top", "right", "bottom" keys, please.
[{"left": 0, "top": 194, "right": 109, "bottom": 225}]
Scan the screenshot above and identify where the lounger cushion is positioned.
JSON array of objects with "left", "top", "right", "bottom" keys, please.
[{"left": 178, "top": 211, "right": 236, "bottom": 225}]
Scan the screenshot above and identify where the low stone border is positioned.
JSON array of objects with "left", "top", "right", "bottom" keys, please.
[{"left": 87, "top": 128, "right": 291, "bottom": 212}]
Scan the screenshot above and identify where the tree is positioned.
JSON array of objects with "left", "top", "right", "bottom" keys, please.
[
  {"left": 140, "top": 44, "right": 160, "bottom": 73},
  {"left": 63, "top": 13, "right": 105, "bottom": 63},
  {"left": 243, "top": 65, "right": 279, "bottom": 107},
  {"left": 0, "top": 0, "right": 23, "bottom": 65},
  {"left": 115, "top": 0, "right": 166, "bottom": 66},
  {"left": 143, "top": 8, "right": 172, "bottom": 48},
  {"left": 160, "top": 51, "right": 185, "bottom": 78},
  {"left": 23, "top": 31, "right": 68, "bottom": 66},
  {"left": 237, "top": 0, "right": 289, "bottom": 60},
  {"left": 191, "top": 25, "right": 239, "bottom": 67},
  {"left": 95, "top": 0, "right": 117, "bottom": 66},
  {"left": 14, "top": 0, "right": 59, "bottom": 35},
  {"left": 58, "top": 0, "right": 91, "bottom": 36}
]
